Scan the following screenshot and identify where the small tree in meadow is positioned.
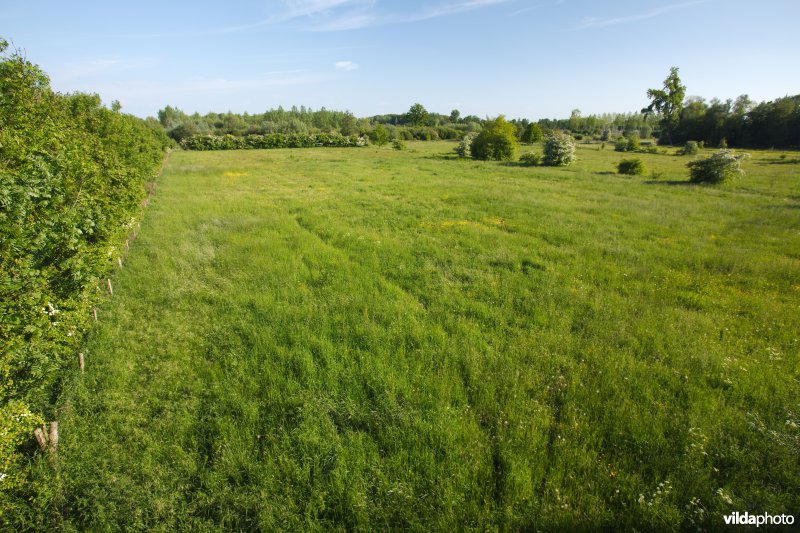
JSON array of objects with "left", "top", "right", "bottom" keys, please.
[
  {"left": 371, "top": 124, "right": 389, "bottom": 147},
  {"left": 542, "top": 132, "right": 576, "bottom": 166},
  {"left": 687, "top": 150, "right": 749, "bottom": 184},
  {"left": 455, "top": 132, "right": 477, "bottom": 158},
  {"left": 470, "top": 116, "right": 518, "bottom": 161},
  {"left": 521, "top": 123, "right": 543, "bottom": 144}
]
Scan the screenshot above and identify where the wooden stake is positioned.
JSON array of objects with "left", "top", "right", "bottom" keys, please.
[
  {"left": 93, "top": 307, "right": 98, "bottom": 321},
  {"left": 79, "top": 352, "right": 85, "bottom": 372},
  {"left": 48, "top": 422, "right": 58, "bottom": 453},
  {"left": 34, "top": 427, "right": 48, "bottom": 451},
  {"left": 107, "top": 278, "right": 113, "bottom": 295}
]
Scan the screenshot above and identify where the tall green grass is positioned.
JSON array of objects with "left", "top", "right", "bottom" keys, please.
[{"left": 34, "top": 142, "right": 799, "bottom": 530}]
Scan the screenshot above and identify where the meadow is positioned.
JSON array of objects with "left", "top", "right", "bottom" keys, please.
[{"left": 41, "top": 142, "right": 799, "bottom": 530}]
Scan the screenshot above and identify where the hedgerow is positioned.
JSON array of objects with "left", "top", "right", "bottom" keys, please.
[
  {"left": 0, "top": 38, "right": 169, "bottom": 515},
  {"left": 180, "top": 132, "right": 368, "bottom": 151}
]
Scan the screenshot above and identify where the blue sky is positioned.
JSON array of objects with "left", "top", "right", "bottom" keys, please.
[{"left": 3, "top": 0, "right": 799, "bottom": 119}]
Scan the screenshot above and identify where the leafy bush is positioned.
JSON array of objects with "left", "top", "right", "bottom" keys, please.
[
  {"left": 521, "top": 123, "right": 543, "bottom": 144},
  {"left": 519, "top": 152, "right": 542, "bottom": 166},
  {"left": 371, "top": 124, "right": 389, "bottom": 147},
  {"left": 679, "top": 141, "right": 700, "bottom": 155},
  {"left": 392, "top": 138, "right": 407, "bottom": 151},
  {"left": 687, "top": 150, "right": 749, "bottom": 184},
  {"left": 542, "top": 132, "right": 577, "bottom": 166},
  {"left": 0, "top": 38, "right": 169, "bottom": 512},
  {"left": 615, "top": 134, "right": 640, "bottom": 152},
  {"left": 470, "top": 116, "right": 518, "bottom": 161},
  {"left": 181, "top": 133, "right": 368, "bottom": 150},
  {"left": 617, "top": 158, "right": 645, "bottom": 175},
  {"left": 455, "top": 132, "right": 477, "bottom": 158}
]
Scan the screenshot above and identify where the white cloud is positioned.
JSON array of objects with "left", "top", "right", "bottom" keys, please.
[
  {"left": 576, "top": 0, "right": 709, "bottom": 30},
  {"left": 334, "top": 60, "right": 359, "bottom": 71}
]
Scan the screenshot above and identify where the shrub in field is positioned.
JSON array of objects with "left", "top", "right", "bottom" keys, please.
[
  {"left": 371, "top": 124, "right": 389, "bottom": 147},
  {"left": 542, "top": 131, "right": 577, "bottom": 166},
  {"left": 519, "top": 152, "right": 542, "bottom": 166},
  {"left": 0, "top": 37, "right": 169, "bottom": 514},
  {"left": 680, "top": 140, "right": 700, "bottom": 155},
  {"left": 470, "top": 116, "right": 518, "bottom": 161},
  {"left": 392, "top": 138, "right": 407, "bottom": 151},
  {"left": 687, "top": 150, "right": 749, "bottom": 184},
  {"left": 181, "top": 133, "right": 367, "bottom": 151},
  {"left": 618, "top": 158, "right": 645, "bottom": 175},
  {"left": 615, "top": 134, "right": 640, "bottom": 152},
  {"left": 521, "top": 123, "right": 543, "bottom": 143},
  {"left": 455, "top": 132, "right": 477, "bottom": 158}
]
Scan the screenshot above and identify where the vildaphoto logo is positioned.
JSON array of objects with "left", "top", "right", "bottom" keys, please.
[{"left": 723, "top": 512, "right": 795, "bottom": 527}]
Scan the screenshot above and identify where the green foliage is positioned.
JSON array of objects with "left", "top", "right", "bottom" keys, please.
[
  {"left": 521, "top": 123, "right": 543, "bottom": 144},
  {"left": 542, "top": 131, "right": 577, "bottom": 166},
  {"left": 392, "top": 138, "right": 407, "bottom": 151},
  {"left": 371, "top": 124, "right": 389, "bottom": 147},
  {"left": 454, "top": 132, "right": 477, "bottom": 158},
  {"left": 679, "top": 141, "right": 700, "bottom": 155},
  {"left": 643, "top": 67, "right": 686, "bottom": 145},
  {"left": 180, "top": 133, "right": 368, "bottom": 150},
  {"left": 0, "top": 39, "right": 168, "bottom": 513},
  {"left": 617, "top": 158, "right": 645, "bottom": 175},
  {"left": 687, "top": 150, "right": 749, "bottom": 184},
  {"left": 615, "top": 134, "right": 641, "bottom": 152},
  {"left": 470, "top": 116, "right": 518, "bottom": 161},
  {"left": 519, "top": 152, "right": 542, "bottom": 166},
  {"left": 405, "top": 103, "right": 429, "bottom": 127}
]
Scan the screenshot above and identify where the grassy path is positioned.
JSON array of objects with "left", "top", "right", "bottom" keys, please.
[{"left": 54, "top": 143, "right": 798, "bottom": 529}]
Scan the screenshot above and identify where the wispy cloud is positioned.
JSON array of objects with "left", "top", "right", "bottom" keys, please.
[
  {"left": 284, "top": 0, "right": 514, "bottom": 31},
  {"left": 576, "top": 0, "right": 709, "bottom": 30},
  {"left": 509, "top": 0, "right": 565, "bottom": 17},
  {"left": 334, "top": 60, "right": 359, "bottom": 71}
]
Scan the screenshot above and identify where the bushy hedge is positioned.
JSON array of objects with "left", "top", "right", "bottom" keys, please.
[
  {"left": 687, "top": 150, "right": 749, "bottom": 184},
  {"left": 0, "top": 39, "right": 169, "bottom": 513},
  {"left": 614, "top": 134, "right": 641, "bottom": 152},
  {"left": 455, "top": 133, "right": 478, "bottom": 158},
  {"left": 542, "top": 132, "right": 577, "bottom": 166},
  {"left": 617, "top": 158, "right": 645, "bottom": 175},
  {"left": 180, "top": 132, "right": 368, "bottom": 151},
  {"left": 470, "top": 116, "right": 518, "bottom": 161}
]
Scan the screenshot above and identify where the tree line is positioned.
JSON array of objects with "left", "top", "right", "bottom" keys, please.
[{"left": 163, "top": 83, "right": 798, "bottom": 151}]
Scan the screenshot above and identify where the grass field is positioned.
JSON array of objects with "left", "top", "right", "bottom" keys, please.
[{"left": 42, "top": 142, "right": 799, "bottom": 530}]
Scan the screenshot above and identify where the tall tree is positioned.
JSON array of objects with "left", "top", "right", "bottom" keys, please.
[
  {"left": 642, "top": 66, "right": 686, "bottom": 145},
  {"left": 405, "top": 103, "right": 428, "bottom": 127}
]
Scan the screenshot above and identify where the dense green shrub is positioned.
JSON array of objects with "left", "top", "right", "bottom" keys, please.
[
  {"left": 542, "top": 132, "right": 577, "bottom": 166},
  {"left": 615, "top": 134, "right": 640, "bottom": 152},
  {"left": 687, "top": 150, "right": 749, "bottom": 184},
  {"left": 617, "top": 158, "right": 645, "bottom": 175},
  {"left": 0, "top": 38, "right": 169, "bottom": 513},
  {"left": 519, "top": 152, "right": 542, "bottom": 166},
  {"left": 455, "top": 132, "right": 477, "bottom": 158},
  {"left": 392, "top": 138, "right": 407, "bottom": 151},
  {"left": 181, "top": 133, "right": 368, "bottom": 150},
  {"left": 370, "top": 124, "right": 389, "bottom": 147},
  {"left": 521, "top": 123, "right": 543, "bottom": 143},
  {"left": 470, "top": 116, "right": 518, "bottom": 161},
  {"left": 680, "top": 140, "right": 700, "bottom": 155}
]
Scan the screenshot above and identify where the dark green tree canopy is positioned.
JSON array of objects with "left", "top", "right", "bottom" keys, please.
[
  {"left": 405, "top": 103, "right": 429, "bottom": 127},
  {"left": 642, "top": 67, "right": 686, "bottom": 144}
]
